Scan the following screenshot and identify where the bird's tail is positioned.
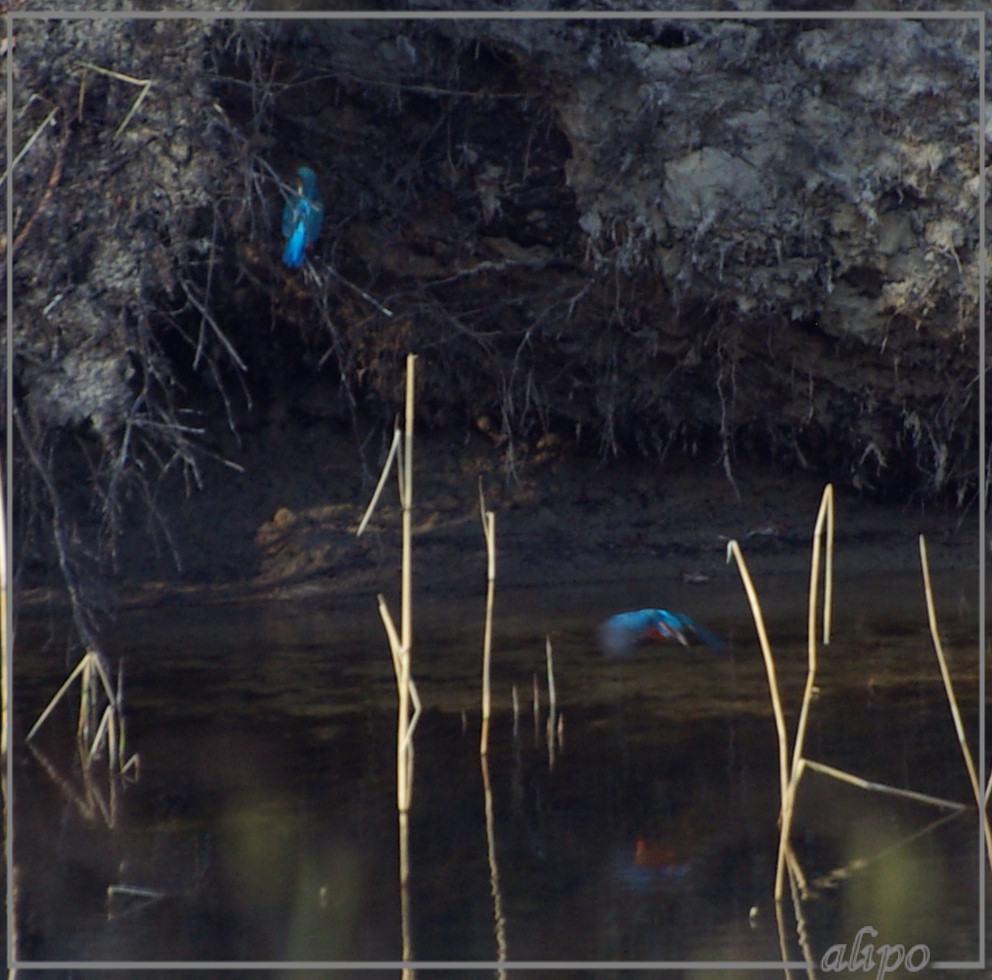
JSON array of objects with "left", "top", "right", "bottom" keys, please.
[{"left": 283, "top": 221, "right": 307, "bottom": 269}]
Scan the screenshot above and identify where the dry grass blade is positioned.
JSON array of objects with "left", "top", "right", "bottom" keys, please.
[
  {"left": 113, "top": 81, "right": 154, "bottom": 140},
  {"left": 76, "top": 60, "right": 150, "bottom": 86},
  {"left": 0, "top": 106, "right": 58, "bottom": 192},
  {"left": 74, "top": 61, "right": 155, "bottom": 141}
]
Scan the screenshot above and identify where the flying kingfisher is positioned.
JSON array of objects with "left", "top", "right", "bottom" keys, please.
[
  {"left": 281, "top": 166, "right": 323, "bottom": 269},
  {"left": 599, "top": 608, "right": 726, "bottom": 658}
]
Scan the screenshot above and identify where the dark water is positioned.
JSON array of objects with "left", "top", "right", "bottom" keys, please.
[{"left": 11, "top": 568, "right": 985, "bottom": 968}]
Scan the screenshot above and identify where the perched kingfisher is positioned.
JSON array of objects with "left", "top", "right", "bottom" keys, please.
[
  {"left": 281, "top": 166, "right": 323, "bottom": 269},
  {"left": 599, "top": 608, "right": 726, "bottom": 658}
]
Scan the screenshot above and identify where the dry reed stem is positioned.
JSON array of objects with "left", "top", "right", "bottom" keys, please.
[
  {"left": 356, "top": 427, "right": 401, "bottom": 536},
  {"left": 396, "top": 356, "right": 415, "bottom": 812},
  {"left": 821, "top": 485, "right": 834, "bottom": 646},
  {"left": 107, "top": 884, "right": 166, "bottom": 921},
  {"left": 919, "top": 534, "right": 992, "bottom": 869},
  {"left": 402, "top": 354, "right": 415, "bottom": 645},
  {"left": 80, "top": 657, "right": 94, "bottom": 741},
  {"left": 378, "top": 596, "right": 421, "bottom": 755},
  {"left": 777, "top": 484, "right": 834, "bottom": 901},
  {"left": 26, "top": 652, "right": 98, "bottom": 742},
  {"left": 107, "top": 884, "right": 165, "bottom": 899},
  {"left": 545, "top": 636, "right": 557, "bottom": 715},
  {"left": 479, "top": 480, "right": 496, "bottom": 756},
  {"left": 372, "top": 356, "right": 419, "bottom": 815},
  {"left": 28, "top": 740, "right": 122, "bottom": 827},
  {"left": 87, "top": 706, "right": 112, "bottom": 765},
  {"left": 532, "top": 672, "right": 539, "bottom": 742},
  {"left": 79, "top": 651, "right": 117, "bottom": 744},
  {"left": 725, "top": 540, "right": 791, "bottom": 835},
  {"left": 28, "top": 742, "right": 91, "bottom": 816},
  {"left": 772, "top": 890, "right": 798, "bottom": 980},
  {"left": 481, "top": 754, "right": 508, "bottom": 970},
  {"left": 804, "top": 758, "right": 967, "bottom": 811},
  {"left": 809, "top": 808, "right": 964, "bottom": 895},
  {"left": 398, "top": 809, "right": 413, "bottom": 955},
  {"left": 784, "top": 841, "right": 810, "bottom": 898},
  {"left": 545, "top": 637, "right": 559, "bottom": 767},
  {"left": 784, "top": 847, "right": 817, "bottom": 978},
  {"left": 27, "top": 647, "right": 138, "bottom": 776}
]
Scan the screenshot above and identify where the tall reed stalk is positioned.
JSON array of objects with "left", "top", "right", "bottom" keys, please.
[
  {"left": 919, "top": 534, "right": 992, "bottom": 873},
  {"left": 725, "top": 539, "right": 791, "bottom": 835},
  {"left": 479, "top": 480, "right": 496, "bottom": 756},
  {"left": 360, "top": 356, "right": 420, "bottom": 967},
  {"left": 361, "top": 354, "right": 420, "bottom": 814},
  {"left": 776, "top": 484, "right": 834, "bottom": 899},
  {"left": 399, "top": 354, "right": 415, "bottom": 812}
]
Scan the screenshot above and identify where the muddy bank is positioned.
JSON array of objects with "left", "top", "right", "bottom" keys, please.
[{"left": 18, "top": 411, "right": 979, "bottom": 628}]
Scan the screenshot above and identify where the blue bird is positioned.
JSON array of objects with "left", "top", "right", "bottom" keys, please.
[
  {"left": 281, "top": 166, "right": 323, "bottom": 269},
  {"left": 599, "top": 608, "right": 726, "bottom": 659}
]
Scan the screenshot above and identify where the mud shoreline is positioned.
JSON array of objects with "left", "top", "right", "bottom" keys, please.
[{"left": 16, "top": 417, "right": 980, "bottom": 632}]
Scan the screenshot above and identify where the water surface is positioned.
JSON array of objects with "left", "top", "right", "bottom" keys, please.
[{"left": 12, "top": 567, "right": 984, "bottom": 965}]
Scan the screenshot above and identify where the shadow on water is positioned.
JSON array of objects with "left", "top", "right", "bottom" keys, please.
[{"left": 11, "top": 566, "right": 984, "bottom": 966}]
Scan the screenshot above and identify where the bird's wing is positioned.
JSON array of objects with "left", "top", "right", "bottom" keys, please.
[
  {"left": 599, "top": 610, "right": 654, "bottom": 657},
  {"left": 305, "top": 198, "right": 324, "bottom": 245}
]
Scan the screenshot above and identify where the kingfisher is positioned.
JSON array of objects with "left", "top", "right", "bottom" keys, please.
[
  {"left": 599, "top": 608, "right": 726, "bottom": 658},
  {"left": 281, "top": 166, "right": 323, "bottom": 269}
]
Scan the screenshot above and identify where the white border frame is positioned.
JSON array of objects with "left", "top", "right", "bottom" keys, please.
[{"left": 5, "top": 6, "right": 986, "bottom": 972}]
